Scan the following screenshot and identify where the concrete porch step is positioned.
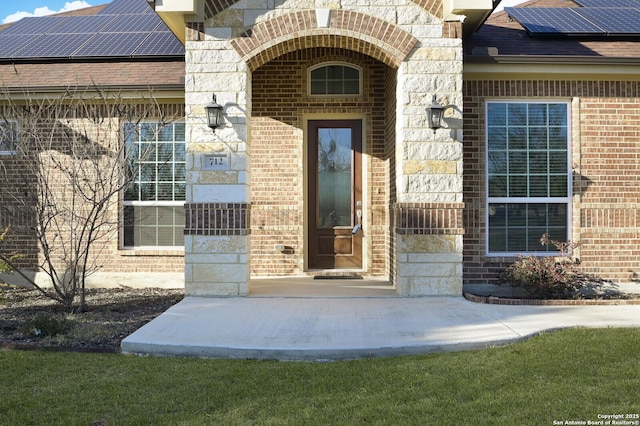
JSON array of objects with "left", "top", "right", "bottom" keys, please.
[{"left": 248, "top": 277, "right": 396, "bottom": 298}]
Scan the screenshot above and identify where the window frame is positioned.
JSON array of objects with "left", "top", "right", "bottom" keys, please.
[
  {"left": 0, "top": 119, "right": 18, "bottom": 156},
  {"left": 120, "top": 120, "right": 186, "bottom": 250},
  {"left": 308, "top": 62, "right": 363, "bottom": 97},
  {"left": 485, "top": 100, "right": 572, "bottom": 257}
]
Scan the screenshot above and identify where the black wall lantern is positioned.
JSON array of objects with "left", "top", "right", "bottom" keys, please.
[
  {"left": 206, "top": 94, "right": 224, "bottom": 131},
  {"left": 427, "top": 95, "right": 455, "bottom": 133}
]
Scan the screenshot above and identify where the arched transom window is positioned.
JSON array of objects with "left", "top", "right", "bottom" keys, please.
[{"left": 309, "top": 63, "right": 362, "bottom": 96}]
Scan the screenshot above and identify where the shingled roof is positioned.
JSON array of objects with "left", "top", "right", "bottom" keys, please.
[
  {"left": 0, "top": 61, "right": 184, "bottom": 91},
  {"left": 466, "top": 0, "right": 640, "bottom": 62}
]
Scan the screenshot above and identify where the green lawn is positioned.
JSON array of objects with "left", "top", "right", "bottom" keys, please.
[{"left": 1, "top": 328, "right": 639, "bottom": 425}]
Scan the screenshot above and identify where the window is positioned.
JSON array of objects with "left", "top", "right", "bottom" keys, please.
[
  {"left": 0, "top": 119, "right": 18, "bottom": 155},
  {"left": 486, "top": 102, "right": 570, "bottom": 254},
  {"left": 122, "top": 122, "right": 185, "bottom": 248},
  {"left": 309, "top": 63, "right": 361, "bottom": 95}
]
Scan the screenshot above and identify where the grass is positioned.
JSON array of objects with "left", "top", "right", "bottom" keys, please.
[{"left": 1, "top": 328, "right": 639, "bottom": 425}]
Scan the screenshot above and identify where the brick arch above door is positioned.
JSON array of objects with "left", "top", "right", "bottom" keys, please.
[{"left": 229, "top": 9, "right": 419, "bottom": 71}]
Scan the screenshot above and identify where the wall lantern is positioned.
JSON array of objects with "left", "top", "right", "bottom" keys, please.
[
  {"left": 427, "top": 95, "right": 455, "bottom": 133},
  {"left": 205, "top": 94, "right": 224, "bottom": 131}
]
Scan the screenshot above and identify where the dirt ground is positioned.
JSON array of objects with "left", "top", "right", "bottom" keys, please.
[{"left": 0, "top": 286, "right": 184, "bottom": 353}]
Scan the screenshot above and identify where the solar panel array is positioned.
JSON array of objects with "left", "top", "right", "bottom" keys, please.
[
  {"left": 576, "top": 8, "right": 640, "bottom": 34},
  {"left": 575, "top": 0, "right": 640, "bottom": 7},
  {"left": 506, "top": 3, "right": 640, "bottom": 37},
  {"left": 100, "top": 0, "right": 157, "bottom": 15},
  {"left": 0, "top": 0, "right": 184, "bottom": 59},
  {"left": 504, "top": 8, "right": 604, "bottom": 35}
]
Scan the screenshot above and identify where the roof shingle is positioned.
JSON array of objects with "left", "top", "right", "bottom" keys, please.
[
  {"left": 467, "top": 0, "right": 640, "bottom": 59},
  {"left": 0, "top": 61, "right": 184, "bottom": 90}
]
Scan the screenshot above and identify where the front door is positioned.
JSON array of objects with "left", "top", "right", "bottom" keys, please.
[{"left": 308, "top": 120, "right": 363, "bottom": 269}]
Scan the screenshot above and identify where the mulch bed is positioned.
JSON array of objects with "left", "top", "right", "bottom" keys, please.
[{"left": 0, "top": 286, "right": 184, "bottom": 353}]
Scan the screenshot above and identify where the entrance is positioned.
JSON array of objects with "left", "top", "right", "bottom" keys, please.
[{"left": 308, "top": 120, "right": 363, "bottom": 269}]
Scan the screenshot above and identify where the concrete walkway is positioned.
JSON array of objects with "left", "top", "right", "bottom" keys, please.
[{"left": 121, "top": 281, "right": 640, "bottom": 361}]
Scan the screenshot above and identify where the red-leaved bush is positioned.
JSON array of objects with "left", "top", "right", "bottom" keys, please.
[{"left": 500, "top": 234, "right": 581, "bottom": 298}]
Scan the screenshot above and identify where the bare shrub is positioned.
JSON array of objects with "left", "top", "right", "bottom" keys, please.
[{"left": 0, "top": 86, "right": 179, "bottom": 311}]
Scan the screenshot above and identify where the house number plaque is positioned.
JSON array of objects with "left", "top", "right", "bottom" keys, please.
[{"left": 203, "top": 153, "right": 230, "bottom": 171}]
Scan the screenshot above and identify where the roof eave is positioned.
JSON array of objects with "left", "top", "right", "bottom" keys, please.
[
  {"left": 148, "top": 0, "right": 204, "bottom": 44},
  {"left": 0, "top": 85, "right": 185, "bottom": 100},
  {"left": 465, "top": 53, "right": 640, "bottom": 66},
  {"left": 444, "top": 0, "right": 500, "bottom": 37},
  {"left": 149, "top": 0, "right": 501, "bottom": 41},
  {"left": 464, "top": 54, "right": 640, "bottom": 81},
  {"left": 0, "top": 56, "right": 185, "bottom": 64}
]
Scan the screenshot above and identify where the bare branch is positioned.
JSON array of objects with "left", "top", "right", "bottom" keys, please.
[{"left": 0, "top": 83, "right": 182, "bottom": 310}]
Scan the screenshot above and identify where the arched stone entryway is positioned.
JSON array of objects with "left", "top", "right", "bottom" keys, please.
[
  {"left": 183, "top": 4, "right": 465, "bottom": 297},
  {"left": 241, "top": 10, "right": 415, "bottom": 281}
]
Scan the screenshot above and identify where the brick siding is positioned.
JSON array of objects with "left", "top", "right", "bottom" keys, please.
[
  {"left": 384, "top": 67, "right": 397, "bottom": 278},
  {"left": 394, "top": 203, "right": 465, "bottom": 235},
  {"left": 463, "top": 80, "right": 640, "bottom": 283},
  {"left": 0, "top": 102, "right": 185, "bottom": 276},
  {"left": 250, "top": 47, "right": 392, "bottom": 277}
]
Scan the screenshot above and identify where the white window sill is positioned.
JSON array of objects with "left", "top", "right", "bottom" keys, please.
[{"left": 118, "top": 248, "right": 185, "bottom": 257}]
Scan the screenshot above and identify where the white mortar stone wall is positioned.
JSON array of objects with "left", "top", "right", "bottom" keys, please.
[
  {"left": 185, "top": 235, "right": 250, "bottom": 296},
  {"left": 184, "top": 34, "right": 252, "bottom": 295},
  {"left": 395, "top": 234, "right": 463, "bottom": 296}
]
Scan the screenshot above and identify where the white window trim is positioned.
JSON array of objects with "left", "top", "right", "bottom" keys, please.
[
  {"left": 0, "top": 119, "right": 18, "bottom": 156},
  {"left": 485, "top": 100, "right": 573, "bottom": 257},
  {"left": 307, "top": 62, "right": 363, "bottom": 97},
  {"left": 120, "top": 121, "right": 186, "bottom": 250}
]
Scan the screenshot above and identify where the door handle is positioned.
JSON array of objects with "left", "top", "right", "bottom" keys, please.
[{"left": 352, "top": 209, "right": 362, "bottom": 234}]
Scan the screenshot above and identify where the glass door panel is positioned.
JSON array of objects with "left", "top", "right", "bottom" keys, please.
[{"left": 317, "top": 128, "right": 353, "bottom": 228}]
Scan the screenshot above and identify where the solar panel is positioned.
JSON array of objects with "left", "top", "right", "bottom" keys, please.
[
  {"left": 73, "top": 32, "right": 151, "bottom": 57},
  {"left": 48, "top": 15, "right": 118, "bottom": 34},
  {"left": 0, "top": 16, "right": 68, "bottom": 35},
  {"left": 100, "top": 14, "right": 163, "bottom": 33},
  {"left": 0, "top": 35, "right": 41, "bottom": 57},
  {"left": 505, "top": 7, "right": 605, "bottom": 36},
  {"left": 574, "top": 0, "right": 640, "bottom": 7},
  {"left": 133, "top": 32, "right": 185, "bottom": 56},
  {"left": 15, "top": 33, "right": 95, "bottom": 58},
  {"left": 0, "top": 0, "right": 185, "bottom": 59},
  {"left": 574, "top": 7, "right": 640, "bottom": 34},
  {"left": 100, "top": 0, "right": 154, "bottom": 15}
]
